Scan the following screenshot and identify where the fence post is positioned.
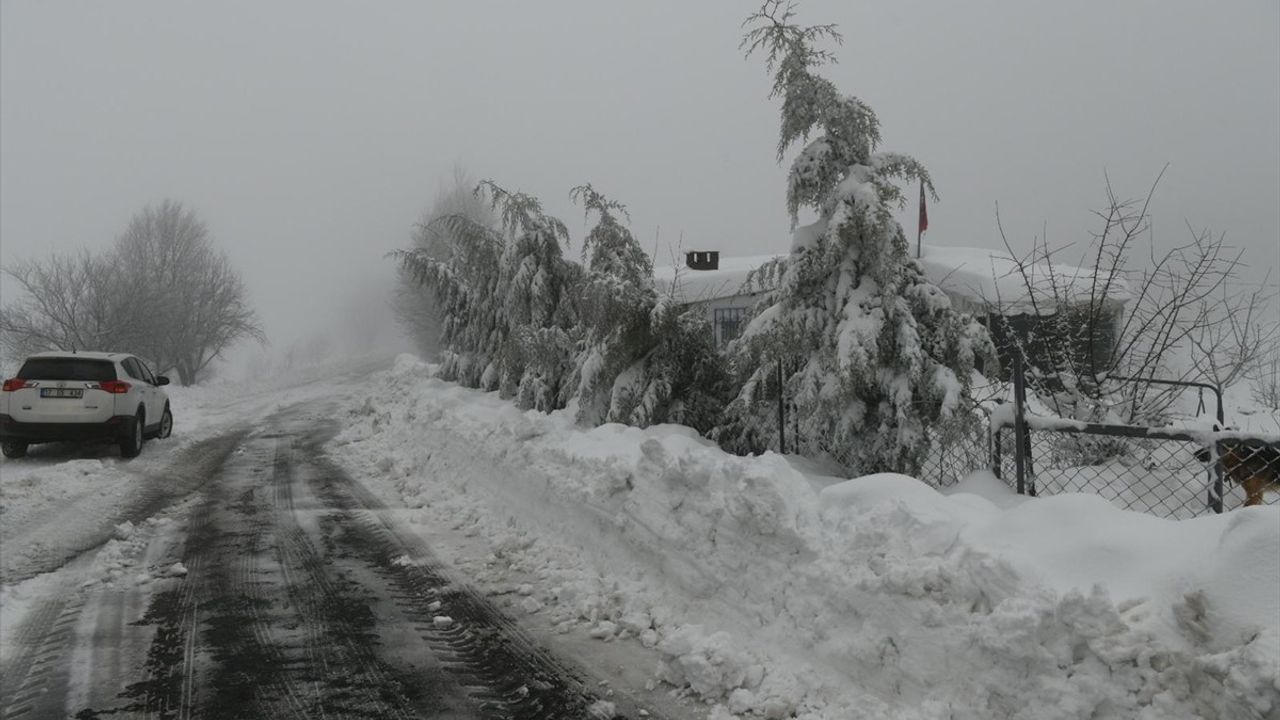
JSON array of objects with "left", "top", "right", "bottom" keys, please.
[
  {"left": 792, "top": 399, "right": 799, "bottom": 454},
  {"left": 1012, "top": 355, "right": 1030, "bottom": 495},
  {"left": 777, "top": 358, "right": 786, "bottom": 455},
  {"left": 1022, "top": 406, "right": 1036, "bottom": 496},
  {"left": 991, "top": 414, "right": 1002, "bottom": 480},
  {"left": 1209, "top": 440, "right": 1225, "bottom": 514},
  {"left": 1210, "top": 384, "right": 1225, "bottom": 514}
]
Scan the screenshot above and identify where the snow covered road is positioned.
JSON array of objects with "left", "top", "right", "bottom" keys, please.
[
  {"left": 2, "top": 356, "right": 1277, "bottom": 719},
  {"left": 0, "top": 384, "right": 673, "bottom": 719}
]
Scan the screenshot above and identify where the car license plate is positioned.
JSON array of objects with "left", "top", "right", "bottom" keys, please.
[{"left": 40, "top": 388, "right": 83, "bottom": 399}]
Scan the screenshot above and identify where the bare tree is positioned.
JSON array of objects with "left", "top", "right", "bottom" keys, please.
[
  {"left": 1251, "top": 347, "right": 1280, "bottom": 411},
  {"left": 1, "top": 200, "right": 262, "bottom": 384},
  {"left": 113, "top": 200, "right": 263, "bottom": 384},
  {"left": 1187, "top": 278, "right": 1277, "bottom": 394},
  {"left": 996, "top": 170, "right": 1274, "bottom": 424},
  {"left": 1, "top": 250, "right": 147, "bottom": 360}
]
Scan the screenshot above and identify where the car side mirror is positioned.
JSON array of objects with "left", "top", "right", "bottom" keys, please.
[{"left": 156, "top": 376, "right": 170, "bottom": 386}]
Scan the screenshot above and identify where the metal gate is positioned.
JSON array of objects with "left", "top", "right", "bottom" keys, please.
[{"left": 994, "top": 358, "right": 1280, "bottom": 518}]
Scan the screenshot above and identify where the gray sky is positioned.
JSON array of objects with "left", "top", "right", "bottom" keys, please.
[{"left": 3, "top": 1, "right": 1277, "bottom": 351}]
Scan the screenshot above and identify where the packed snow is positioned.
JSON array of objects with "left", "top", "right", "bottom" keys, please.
[{"left": 327, "top": 355, "right": 1279, "bottom": 719}]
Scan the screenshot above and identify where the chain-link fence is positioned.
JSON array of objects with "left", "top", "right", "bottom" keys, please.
[
  {"left": 726, "top": 356, "right": 1280, "bottom": 519},
  {"left": 918, "top": 413, "right": 991, "bottom": 490},
  {"left": 978, "top": 357, "right": 1280, "bottom": 518},
  {"left": 991, "top": 426, "right": 1280, "bottom": 518}
]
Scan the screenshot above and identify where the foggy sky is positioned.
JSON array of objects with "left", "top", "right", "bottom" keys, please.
[{"left": 2, "top": 1, "right": 1277, "bottom": 352}]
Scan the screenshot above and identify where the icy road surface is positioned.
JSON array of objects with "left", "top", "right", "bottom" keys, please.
[{"left": 0, "top": 395, "right": 675, "bottom": 719}]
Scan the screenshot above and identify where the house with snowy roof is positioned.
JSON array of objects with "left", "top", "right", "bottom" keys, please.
[
  {"left": 654, "top": 247, "right": 1131, "bottom": 376},
  {"left": 654, "top": 251, "right": 786, "bottom": 347},
  {"left": 917, "top": 246, "right": 1132, "bottom": 376}
]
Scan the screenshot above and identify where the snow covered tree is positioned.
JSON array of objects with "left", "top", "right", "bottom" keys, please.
[
  {"left": 395, "top": 185, "right": 506, "bottom": 389},
  {"left": 616, "top": 296, "right": 731, "bottom": 434},
  {"left": 487, "top": 182, "right": 582, "bottom": 411},
  {"left": 393, "top": 168, "right": 496, "bottom": 360},
  {"left": 569, "top": 184, "right": 656, "bottom": 425},
  {"left": 727, "top": 1, "right": 993, "bottom": 474},
  {"left": 568, "top": 183, "right": 730, "bottom": 432},
  {"left": 398, "top": 178, "right": 728, "bottom": 430},
  {"left": 396, "top": 180, "right": 581, "bottom": 412}
]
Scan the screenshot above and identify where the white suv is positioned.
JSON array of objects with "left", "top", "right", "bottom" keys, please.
[{"left": 0, "top": 351, "right": 173, "bottom": 459}]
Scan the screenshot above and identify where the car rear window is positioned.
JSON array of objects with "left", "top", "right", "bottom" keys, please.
[{"left": 17, "top": 358, "right": 117, "bottom": 382}]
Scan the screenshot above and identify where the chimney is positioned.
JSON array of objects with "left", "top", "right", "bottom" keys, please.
[{"left": 685, "top": 250, "right": 719, "bottom": 271}]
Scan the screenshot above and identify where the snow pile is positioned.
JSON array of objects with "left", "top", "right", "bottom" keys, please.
[
  {"left": 86, "top": 518, "right": 173, "bottom": 588},
  {"left": 332, "top": 356, "right": 1280, "bottom": 719}
]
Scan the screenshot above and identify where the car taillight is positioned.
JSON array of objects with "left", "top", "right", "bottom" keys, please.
[
  {"left": 97, "top": 380, "right": 132, "bottom": 394},
  {"left": 2, "top": 378, "right": 32, "bottom": 392}
]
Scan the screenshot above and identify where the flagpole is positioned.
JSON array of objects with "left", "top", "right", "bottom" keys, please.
[{"left": 916, "top": 180, "right": 924, "bottom": 259}]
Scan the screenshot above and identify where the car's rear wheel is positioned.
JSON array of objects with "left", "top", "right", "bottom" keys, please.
[
  {"left": 120, "top": 411, "right": 144, "bottom": 458},
  {"left": 1, "top": 440, "right": 28, "bottom": 459},
  {"left": 158, "top": 405, "right": 173, "bottom": 439}
]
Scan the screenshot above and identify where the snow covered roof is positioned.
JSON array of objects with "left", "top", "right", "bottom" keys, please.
[
  {"left": 654, "top": 246, "right": 1131, "bottom": 315},
  {"left": 918, "top": 245, "right": 1132, "bottom": 315},
  {"left": 653, "top": 254, "right": 786, "bottom": 304}
]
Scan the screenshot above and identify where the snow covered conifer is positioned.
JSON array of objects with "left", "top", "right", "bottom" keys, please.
[
  {"left": 729, "top": 1, "right": 994, "bottom": 474},
  {"left": 481, "top": 181, "right": 581, "bottom": 411},
  {"left": 569, "top": 183, "right": 730, "bottom": 432},
  {"left": 569, "top": 184, "right": 657, "bottom": 426},
  {"left": 393, "top": 168, "right": 496, "bottom": 361},
  {"left": 620, "top": 297, "right": 731, "bottom": 433},
  {"left": 395, "top": 192, "right": 506, "bottom": 389},
  {"left": 396, "top": 180, "right": 581, "bottom": 410}
]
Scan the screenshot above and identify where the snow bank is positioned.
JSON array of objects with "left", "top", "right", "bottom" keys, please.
[{"left": 332, "top": 355, "right": 1280, "bottom": 719}]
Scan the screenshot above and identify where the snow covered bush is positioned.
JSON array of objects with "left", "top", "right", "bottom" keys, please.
[{"left": 724, "top": 1, "right": 994, "bottom": 475}]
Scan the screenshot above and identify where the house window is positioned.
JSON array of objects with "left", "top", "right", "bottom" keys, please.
[{"left": 713, "top": 307, "right": 747, "bottom": 347}]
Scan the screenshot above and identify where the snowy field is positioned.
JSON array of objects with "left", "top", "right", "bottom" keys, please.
[
  {"left": 325, "top": 356, "right": 1279, "bottom": 720},
  {"left": 2, "top": 355, "right": 1276, "bottom": 719}
]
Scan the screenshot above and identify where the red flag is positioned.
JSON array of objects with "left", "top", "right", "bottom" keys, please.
[{"left": 918, "top": 181, "right": 929, "bottom": 235}]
